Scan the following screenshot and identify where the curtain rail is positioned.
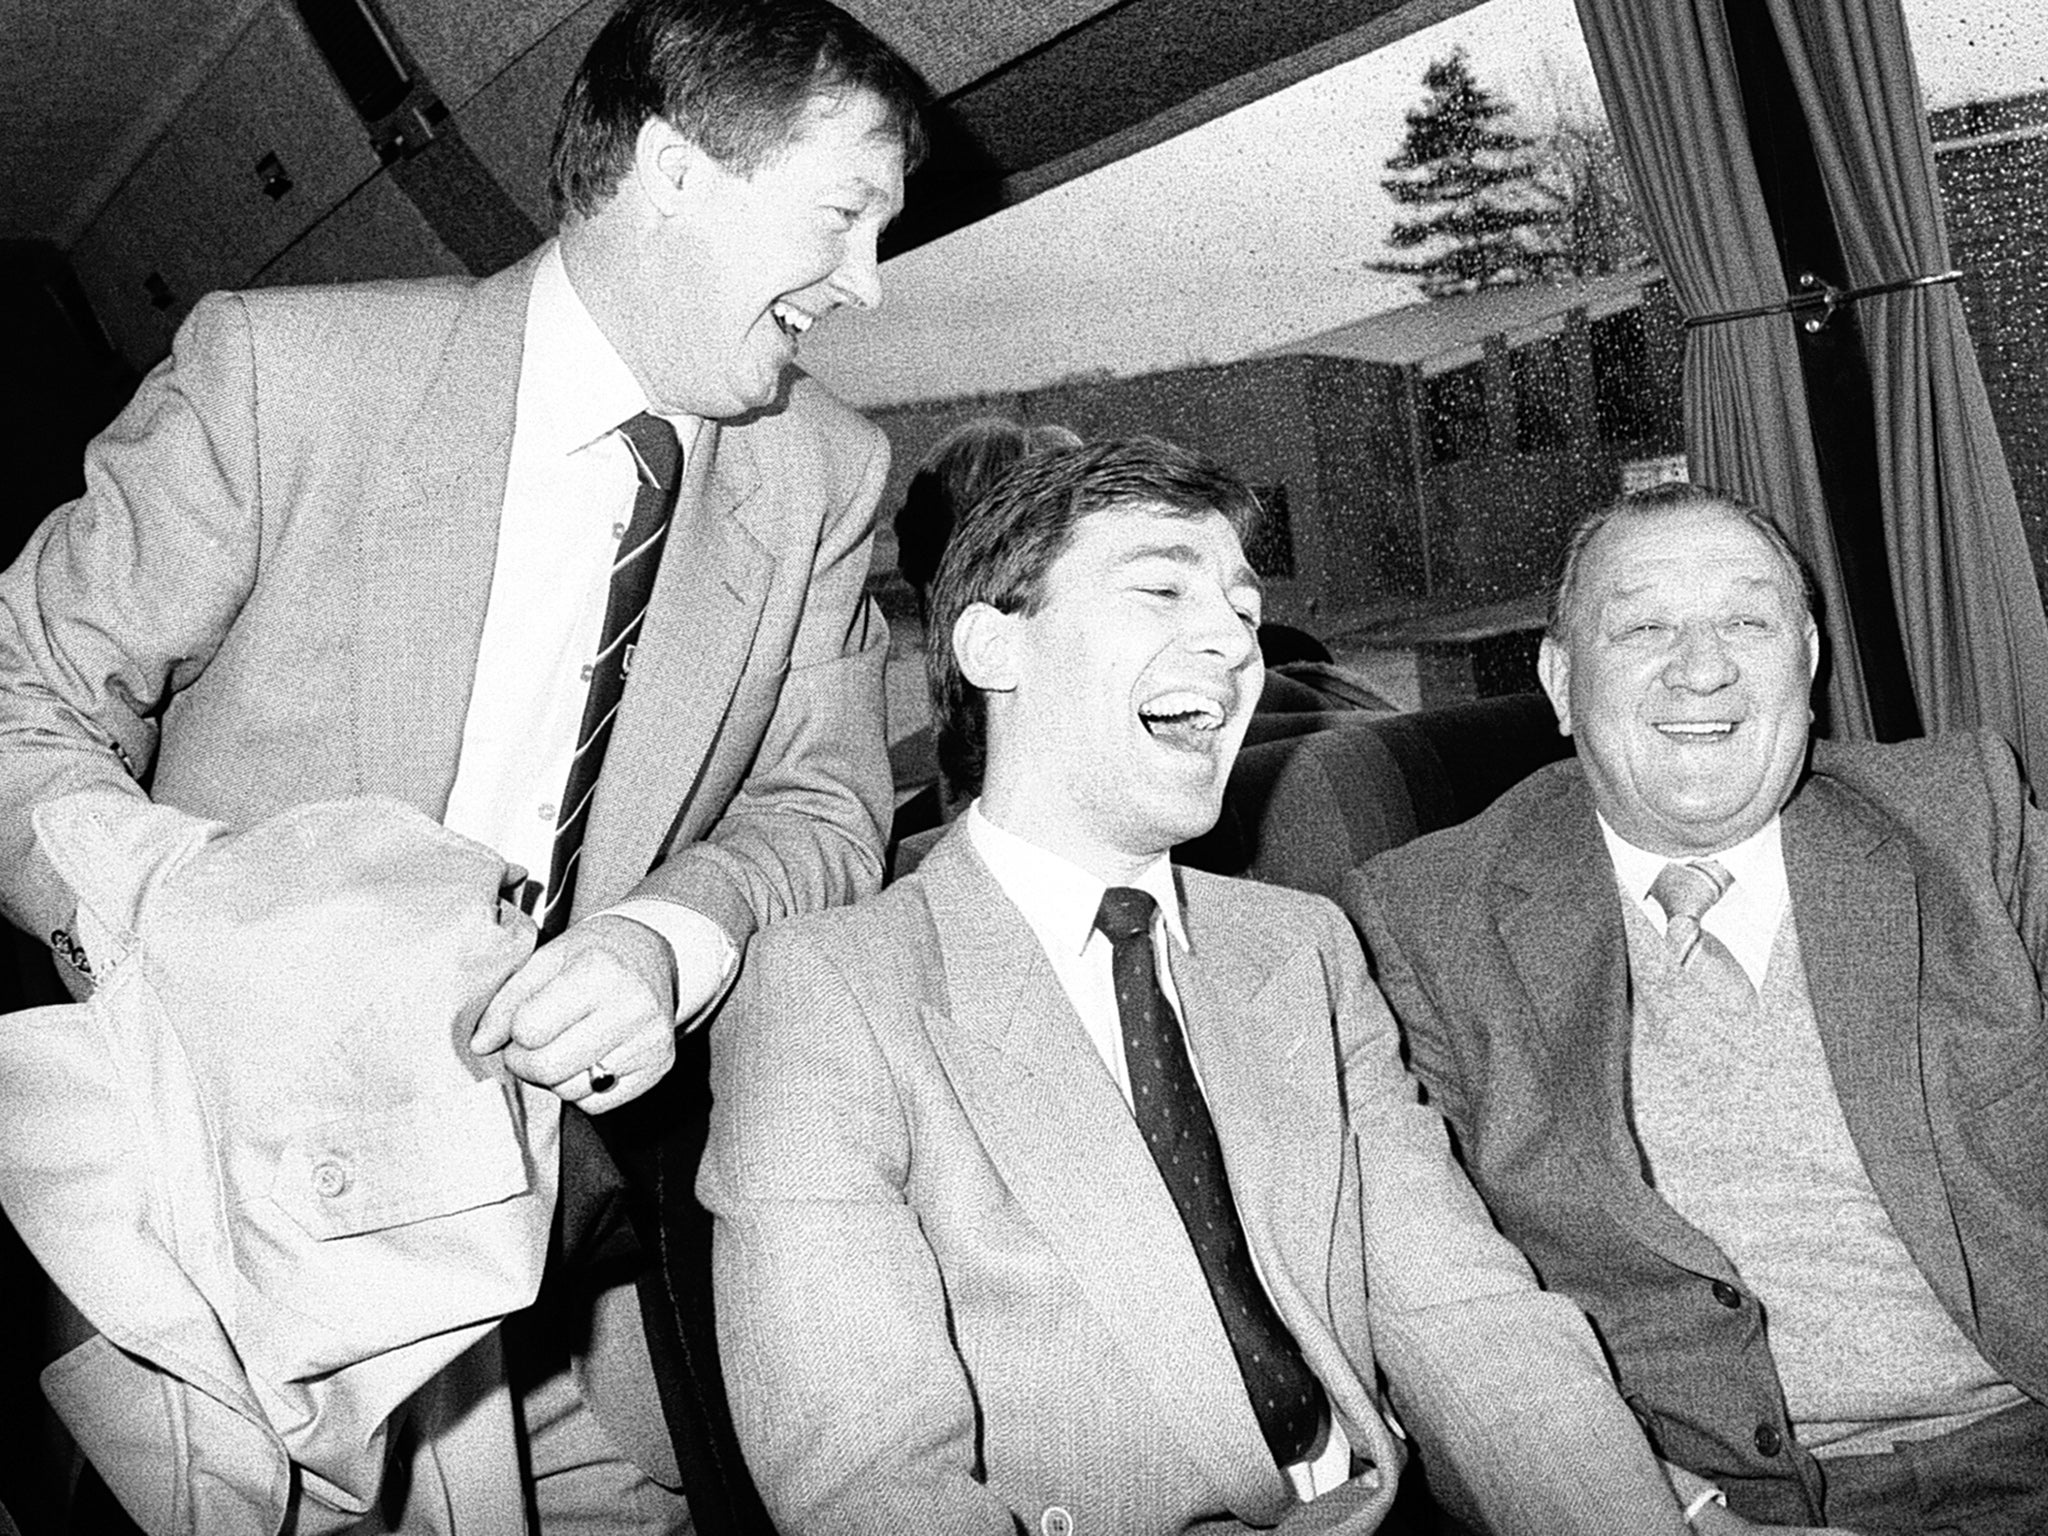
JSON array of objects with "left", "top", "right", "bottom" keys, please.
[{"left": 1683, "top": 268, "right": 1963, "bottom": 333}]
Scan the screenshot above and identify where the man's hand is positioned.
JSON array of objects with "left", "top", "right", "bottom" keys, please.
[{"left": 471, "top": 913, "right": 679, "bottom": 1110}]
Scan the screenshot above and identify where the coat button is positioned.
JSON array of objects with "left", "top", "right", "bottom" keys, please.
[
  {"left": 1039, "top": 1507, "right": 1073, "bottom": 1536},
  {"left": 1711, "top": 1281, "right": 1742, "bottom": 1308},
  {"left": 1754, "top": 1422, "right": 1783, "bottom": 1457},
  {"left": 311, "top": 1159, "right": 352, "bottom": 1199}
]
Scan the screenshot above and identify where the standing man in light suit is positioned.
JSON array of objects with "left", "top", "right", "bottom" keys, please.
[
  {"left": 0, "top": 0, "right": 924, "bottom": 1528},
  {"left": 700, "top": 437, "right": 1705, "bottom": 1536},
  {"left": 1345, "top": 482, "right": 2048, "bottom": 1533}
]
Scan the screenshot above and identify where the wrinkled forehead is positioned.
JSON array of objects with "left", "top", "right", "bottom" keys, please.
[{"left": 1577, "top": 502, "right": 1808, "bottom": 615}]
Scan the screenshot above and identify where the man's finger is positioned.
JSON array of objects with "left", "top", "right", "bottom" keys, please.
[
  {"left": 504, "top": 967, "right": 606, "bottom": 1051},
  {"left": 471, "top": 939, "right": 567, "bottom": 1054},
  {"left": 505, "top": 993, "right": 636, "bottom": 1084}
]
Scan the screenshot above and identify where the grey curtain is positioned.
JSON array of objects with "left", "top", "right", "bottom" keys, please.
[
  {"left": 1762, "top": 0, "right": 2048, "bottom": 777},
  {"left": 1572, "top": 0, "right": 1875, "bottom": 740}
]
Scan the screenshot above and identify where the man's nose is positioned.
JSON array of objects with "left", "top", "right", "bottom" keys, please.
[
  {"left": 830, "top": 232, "right": 883, "bottom": 311},
  {"left": 1663, "top": 625, "right": 1738, "bottom": 690},
  {"left": 1193, "top": 591, "right": 1258, "bottom": 668}
]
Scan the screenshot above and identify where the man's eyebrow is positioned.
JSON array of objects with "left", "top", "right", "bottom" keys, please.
[
  {"left": 1113, "top": 541, "right": 1264, "bottom": 599},
  {"left": 1112, "top": 540, "right": 1205, "bottom": 568}
]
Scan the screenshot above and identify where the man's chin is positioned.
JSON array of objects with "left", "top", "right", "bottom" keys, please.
[{"left": 1151, "top": 789, "right": 1231, "bottom": 851}]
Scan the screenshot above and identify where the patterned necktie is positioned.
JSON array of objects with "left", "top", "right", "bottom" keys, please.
[
  {"left": 1095, "top": 886, "right": 1326, "bottom": 1466},
  {"left": 536, "top": 412, "right": 682, "bottom": 940},
  {"left": 1648, "top": 859, "right": 1750, "bottom": 996}
]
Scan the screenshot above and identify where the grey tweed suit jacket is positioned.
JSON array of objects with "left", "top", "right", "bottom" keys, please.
[
  {"left": 1345, "top": 732, "right": 2048, "bottom": 1523},
  {"left": 700, "top": 824, "right": 1689, "bottom": 1536}
]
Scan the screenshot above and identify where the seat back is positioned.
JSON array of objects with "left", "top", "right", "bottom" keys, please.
[{"left": 1174, "top": 693, "right": 1570, "bottom": 900}]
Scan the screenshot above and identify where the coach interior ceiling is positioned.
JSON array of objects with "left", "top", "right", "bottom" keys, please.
[{"left": 1, "top": 0, "right": 1480, "bottom": 371}]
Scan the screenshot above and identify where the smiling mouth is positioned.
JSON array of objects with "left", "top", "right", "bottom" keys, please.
[
  {"left": 770, "top": 300, "right": 815, "bottom": 342},
  {"left": 1656, "top": 720, "right": 1737, "bottom": 740},
  {"left": 1140, "top": 690, "right": 1229, "bottom": 750}
]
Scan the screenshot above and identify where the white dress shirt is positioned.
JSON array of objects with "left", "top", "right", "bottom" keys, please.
[
  {"left": 964, "top": 802, "right": 1352, "bottom": 1499},
  {"left": 440, "top": 242, "right": 735, "bottom": 1006},
  {"left": 1598, "top": 813, "right": 1789, "bottom": 991}
]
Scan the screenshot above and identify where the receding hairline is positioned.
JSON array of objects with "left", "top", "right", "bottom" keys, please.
[{"left": 1553, "top": 496, "right": 1811, "bottom": 638}]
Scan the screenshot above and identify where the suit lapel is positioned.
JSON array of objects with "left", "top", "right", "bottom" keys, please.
[
  {"left": 354, "top": 255, "right": 536, "bottom": 814},
  {"left": 915, "top": 836, "right": 1292, "bottom": 1522},
  {"left": 353, "top": 257, "right": 778, "bottom": 902},
  {"left": 577, "top": 420, "right": 772, "bottom": 911},
  {"left": 1172, "top": 878, "right": 1337, "bottom": 1340},
  {"left": 1497, "top": 779, "right": 1735, "bottom": 1279},
  {"left": 1783, "top": 773, "right": 1971, "bottom": 1313}
]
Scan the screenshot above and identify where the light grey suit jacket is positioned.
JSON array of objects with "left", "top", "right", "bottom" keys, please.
[
  {"left": 700, "top": 825, "right": 1689, "bottom": 1535},
  {"left": 0, "top": 242, "right": 892, "bottom": 961},
  {"left": 0, "top": 244, "right": 894, "bottom": 1483}
]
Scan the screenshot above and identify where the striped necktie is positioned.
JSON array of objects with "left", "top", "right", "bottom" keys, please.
[
  {"left": 536, "top": 412, "right": 682, "bottom": 941},
  {"left": 1095, "top": 886, "right": 1327, "bottom": 1466},
  {"left": 1648, "top": 858, "right": 1750, "bottom": 997}
]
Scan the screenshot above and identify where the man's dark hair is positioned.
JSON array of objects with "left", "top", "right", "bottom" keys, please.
[
  {"left": 550, "top": 0, "right": 928, "bottom": 219},
  {"left": 894, "top": 417, "right": 1082, "bottom": 621},
  {"left": 927, "top": 435, "right": 1263, "bottom": 800},
  {"left": 1547, "top": 480, "right": 1815, "bottom": 638}
]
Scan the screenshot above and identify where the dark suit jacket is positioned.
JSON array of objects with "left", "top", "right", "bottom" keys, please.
[
  {"left": 700, "top": 824, "right": 1690, "bottom": 1536},
  {"left": 0, "top": 245, "right": 894, "bottom": 1485},
  {"left": 1344, "top": 733, "right": 2048, "bottom": 1523}
]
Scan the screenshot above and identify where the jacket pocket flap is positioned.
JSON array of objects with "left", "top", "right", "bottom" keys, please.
[{"left": 270, "top": 1077, "right": 529, "bottom": 1239}]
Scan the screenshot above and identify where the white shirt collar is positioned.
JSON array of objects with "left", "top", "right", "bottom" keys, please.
[
  {"left": 1596, "top": 813, "right": 1780, "bottom": 904},
  {"left": 520, "top": 242, "right": 700, "bottom": 461},
  {"left": 1597, "top": 811, "right": 1790, "bottom": 988},
  {"left": 964, "top": 801, "right": 1188, "bottom": 960}
]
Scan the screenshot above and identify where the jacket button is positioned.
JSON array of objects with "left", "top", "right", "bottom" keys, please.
[
  {"left": 1711, "top": 1280, "right": 1742, "bottom": 1308},
  {"left": 311, "top": 1159, "right": 352, "bottom": 1199},
  {"left": 1039, "top": 1507, "right": 1073, "bottom": 1536},
  {"left": 1754, "top": 1422, "right": 1783, "bottom": 1457}
]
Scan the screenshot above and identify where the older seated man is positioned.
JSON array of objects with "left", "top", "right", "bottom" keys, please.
[
  {"left": 698, "top": 436, "right": 1710, "bottom": 1535},
  {"left": 1344, "top": 481, "right": 2048, "bottom": 1534}
]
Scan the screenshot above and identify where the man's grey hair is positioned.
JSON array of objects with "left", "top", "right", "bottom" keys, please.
[{"left": 1547, "top": 481, "right": 1815, "bottom": 638}]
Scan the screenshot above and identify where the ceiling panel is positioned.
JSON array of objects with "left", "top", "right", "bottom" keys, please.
[
  {"left": 841, "top": 0, "right": 1124, "bottom": 96},
  {"left": 5, "top": 0, "right": 1465, "bottom": 268}
]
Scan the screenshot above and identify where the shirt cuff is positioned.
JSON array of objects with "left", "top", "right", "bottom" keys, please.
[
  {"left": 601, "top": 898, "right": 739, "bottom": 1029},
  {"left": 1282, "top": 1411, "right": 1355, "bottom": 1502}
]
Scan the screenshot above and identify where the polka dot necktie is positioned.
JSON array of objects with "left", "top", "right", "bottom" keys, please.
[
  {"left": 1095, "top": 885, "right": 1326, "bottom": 1467},
  {"left": 535, "top": 412, "right": 682, "bottom": 941},
  {"left": 1648, "top": 859, "right": 1751, "bottom": 998}
]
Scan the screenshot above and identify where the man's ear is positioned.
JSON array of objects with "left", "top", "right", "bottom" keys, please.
[
  {"left": 1536, "top": 635, "right": 1574, "bottom": 738},
  {"left": 953, "top": 603, "right": 1018, "bottom": 693},
  {"left": 632, "top": 116, "right": 710, "bottom": 219}
]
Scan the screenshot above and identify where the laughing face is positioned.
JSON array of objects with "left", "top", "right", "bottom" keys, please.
[
  {"left": 600, "top": 87, "right": 905, "bottom": 419},
  {"left": 970, "top": 504, "right": 1264, "bottom": 880},
  {"left": 1538, "top": 502, "right": 1819, "bottom": 857}
]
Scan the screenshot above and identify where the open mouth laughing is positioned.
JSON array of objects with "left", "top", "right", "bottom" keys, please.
[
  {"left": 770, "top": 300, "right": 816, "bottom": 343},
  {"left": 1139, "top": 689, "right": 1231, "bottom": 751}
]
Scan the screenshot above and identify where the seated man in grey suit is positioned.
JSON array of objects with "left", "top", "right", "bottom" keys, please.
[
  {"left": 1344, "top": 481, "right": 2048, "bottom": 1534},
  {"left": 698, "top": 436, "right": 1706, "bottom": 1535}
]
